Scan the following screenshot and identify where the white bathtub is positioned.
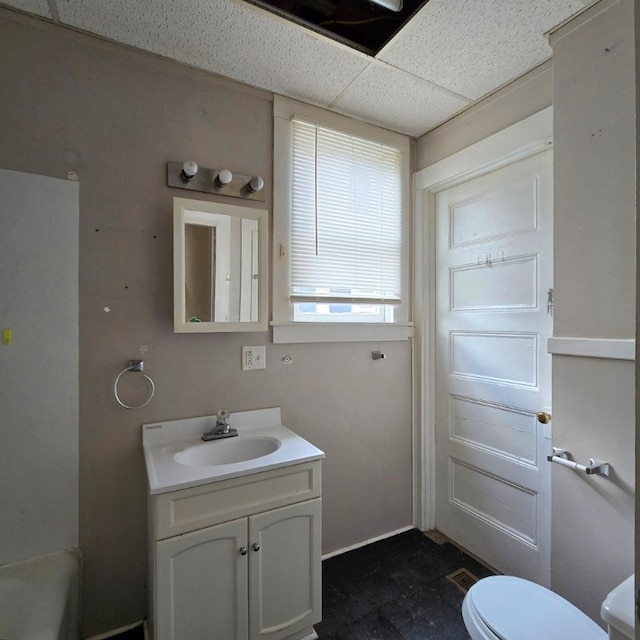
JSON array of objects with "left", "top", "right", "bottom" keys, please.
[{"left": 0, "top": 550, "right": 80, "bottom": 640}]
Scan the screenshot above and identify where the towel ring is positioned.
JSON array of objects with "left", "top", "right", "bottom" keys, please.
[{"left": 114, "top": 360, "right": 155, "bottom": 410}]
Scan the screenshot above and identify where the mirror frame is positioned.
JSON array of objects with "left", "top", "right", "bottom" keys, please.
[{"left": 173, "top": 197, "right": 268, "bottom": 332}]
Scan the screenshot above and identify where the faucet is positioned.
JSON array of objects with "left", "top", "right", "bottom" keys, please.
[{"left": 202, "top": 409, "right": 238, "bottom": 441}]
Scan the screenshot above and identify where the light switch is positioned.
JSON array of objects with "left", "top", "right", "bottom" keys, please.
[{"left": 242, "top": 346, "right": 266, "bottom": 371}]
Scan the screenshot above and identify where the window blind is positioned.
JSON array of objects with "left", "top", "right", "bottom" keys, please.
[{"left": 289, "top": 119, "right": 403, "bottom": 305}]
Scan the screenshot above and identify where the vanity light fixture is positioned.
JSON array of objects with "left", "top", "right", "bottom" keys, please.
[
  {"left": 180, "top": 160, "right": 199, "bottom": 182},
  {"left": 166, "top": 161, "right": 267, "bottom": 202}
]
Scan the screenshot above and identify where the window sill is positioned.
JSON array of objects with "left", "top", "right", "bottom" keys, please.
[{"left": 271, "top": 322, "right": 414, "bottom": 344}]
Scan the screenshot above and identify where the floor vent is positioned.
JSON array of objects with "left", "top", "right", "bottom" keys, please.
[{"left": 446, "top": 568, "right": 479, "bottom": 594}]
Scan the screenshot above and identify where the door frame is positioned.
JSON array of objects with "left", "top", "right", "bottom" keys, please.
[{"left": 411, "top": 107, "right": 554, "bottom": 531}]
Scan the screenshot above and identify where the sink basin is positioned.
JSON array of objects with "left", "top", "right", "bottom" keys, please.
[
  {"left": 174, "top": 436, "right": 281, "bottom": 467},
  {"left": 143, "top": 407, "right": 325, "bottom": 493}
]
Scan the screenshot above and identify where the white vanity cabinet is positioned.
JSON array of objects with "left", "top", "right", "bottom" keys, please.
[
  {"left": 156, "top": 517, "right": 249, "bottom": 639},
  {"left": 148, "top": 460, "right": 322, "bottom": 640}
]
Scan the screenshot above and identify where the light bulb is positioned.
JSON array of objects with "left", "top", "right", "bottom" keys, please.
[
  {"left": 247, "top": 176, "right": 264, "bottom": 193},
  {"left": 370, "top": 0, "right": 402, "bottom": 10},
  {"left": 217, "top": 169, "right": 233, "bottom": 186},
  {"left": 180, "top": 160, "right": 198, "bottom": 181}
]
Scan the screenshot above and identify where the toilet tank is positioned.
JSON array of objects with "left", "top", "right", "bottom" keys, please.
[{"left": 601, "top": 576, "right": 635, "bottom": 640}]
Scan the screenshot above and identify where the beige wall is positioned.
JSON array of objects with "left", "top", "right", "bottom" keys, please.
[
  {"left": 550, "top": 356, "right": 634, "bottom": 620},
  {"left": 552, "top": 0, "right": 635, "bottom": 340},
  {"left": 0, "top": 9, "right": 413, "bottom": 637},
  {"left": 549, "top": 0, "right": 635, "bottom": 623}
]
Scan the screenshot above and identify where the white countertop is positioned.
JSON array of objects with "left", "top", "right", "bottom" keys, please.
[{"left": 142, "top": 407, "right": 325, "bottom": 494}]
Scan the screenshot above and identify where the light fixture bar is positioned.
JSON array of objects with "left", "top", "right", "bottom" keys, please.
[{"left": 167, "top": 162, "right": 266, "bottom": 201}]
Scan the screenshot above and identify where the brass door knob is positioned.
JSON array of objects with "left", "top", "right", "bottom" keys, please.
[{"left": 536, "top": 412, "right": 552, "bottom": 424}]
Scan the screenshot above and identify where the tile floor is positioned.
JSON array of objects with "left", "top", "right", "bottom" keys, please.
[
  {"left": 111, "top": 528, "right": 493, "bottom": 640},
  {"left": 111, "top": 627, "right": 145, "bottom": 640},
  {"left": 111, "top": 627, "right": 145, "bottom": 639},
  {"left": 316, "top": 528, "right": 495, "bottom": 639}
]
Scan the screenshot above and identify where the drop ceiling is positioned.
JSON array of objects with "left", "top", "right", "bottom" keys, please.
[{"left": 2, "top": 0, "right": 592, "bottom": 137}]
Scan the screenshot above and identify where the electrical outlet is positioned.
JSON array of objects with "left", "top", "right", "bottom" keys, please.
[{"left": 242, "top": 345, "right": 266, "bottom": 371}]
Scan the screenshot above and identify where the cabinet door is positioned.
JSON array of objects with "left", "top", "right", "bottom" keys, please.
[
  {"left": 248, "top": 498, "right": 322, "bottom": 640},
  {"left": 156, "top": 518, "right": 249, "bottom": 640}
]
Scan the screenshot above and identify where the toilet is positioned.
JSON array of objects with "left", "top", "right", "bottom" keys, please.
[
  {"left": 462, "top": 575, "right": 634, "bottom": 640},
  {"left": 601, "top": 575, "right": 635, "bottom": 640}
]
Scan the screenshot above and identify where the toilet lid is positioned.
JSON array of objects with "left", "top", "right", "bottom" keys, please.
[{"left": 467, "top": 576, "right": 607, "bottom": 640}]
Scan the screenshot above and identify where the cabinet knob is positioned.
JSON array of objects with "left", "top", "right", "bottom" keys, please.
[
  {"left": 252, "top": 543, "right": 260, "bottom": 552},
  {"left": 239, "top": 547, "right": 248, "bottom": 556}
]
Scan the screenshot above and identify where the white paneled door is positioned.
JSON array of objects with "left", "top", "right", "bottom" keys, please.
[{"left": 435, "top": 150, "right": 553, "bottom": 586}]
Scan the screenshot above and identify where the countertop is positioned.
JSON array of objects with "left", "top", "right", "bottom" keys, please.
[{"left": 142, "top": 407, "right": 325, "bottom": 494}]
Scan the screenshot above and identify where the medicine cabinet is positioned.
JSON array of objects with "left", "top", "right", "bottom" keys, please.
[{"left": 173, "top": 197, "right": 268, "bottom": 332}]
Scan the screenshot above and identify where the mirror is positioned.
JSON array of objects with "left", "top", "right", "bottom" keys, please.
[{"left": 173, "top": 197, "right": 268, "bottom": 332}]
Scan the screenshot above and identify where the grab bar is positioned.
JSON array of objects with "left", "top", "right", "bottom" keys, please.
[{"left": 547, "top": 448, "right": 610, "bottom": 477}]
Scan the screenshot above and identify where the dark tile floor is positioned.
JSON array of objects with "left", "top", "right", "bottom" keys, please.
[
  {"left": 111, "top": 529, "right": 493, "bottom": 640},
  {"left": 316, "top": 528, "right": 495, "bottom": 640},
  {"left": 111, "top": 627, "right": 144, "bottom": 640}
]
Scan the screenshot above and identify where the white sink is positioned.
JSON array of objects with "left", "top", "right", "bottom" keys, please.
[
  {"left": 142, "top": 407, "right": 325, "bottom": 494},
  {"left": 174, "top": 436, "right": 281, "bottom": 467}
]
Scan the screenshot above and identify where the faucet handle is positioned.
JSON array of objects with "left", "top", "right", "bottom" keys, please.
[{"left": 217, "top": 408, "right": 230, "bottom": 424}]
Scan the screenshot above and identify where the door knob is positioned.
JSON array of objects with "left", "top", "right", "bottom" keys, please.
[{"left": 536, "top": 412, "right": 552, "bottom": 424}]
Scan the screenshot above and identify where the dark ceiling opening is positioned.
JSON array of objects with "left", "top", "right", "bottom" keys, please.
[{"left": 244, "top": 0, "right": 429, "bottom": 55}]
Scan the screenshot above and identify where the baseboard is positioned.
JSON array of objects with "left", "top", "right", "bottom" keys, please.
[
  {"left": 291, "top": 628, "right": 318, "bottom": 640},
  {"left": 321, "top": 525, "right": 415, "bottom": 560}
]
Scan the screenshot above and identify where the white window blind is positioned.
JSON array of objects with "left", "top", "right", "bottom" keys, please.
[{"left": 290, "top": 119, "right": 403, "bottom": 305}]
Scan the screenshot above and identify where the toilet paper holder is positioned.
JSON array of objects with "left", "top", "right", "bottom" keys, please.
[{"left": 547, "top": 447, "right": 610, "bottom": 477}]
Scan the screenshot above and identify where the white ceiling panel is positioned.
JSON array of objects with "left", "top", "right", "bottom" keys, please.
[
  {"left": 379, "top": 0, "right": 591, "bottom": 100},
  {"left": 330, "top": 61, "right": 471, "bottom": 138},
  {"left": 2, "top": 0, "right": 49, "bottom": 18},
  {"left": 56, "top": 0, "right": 369, "bottom": 108},
  {"left": 2, "top": 0, "right": 592, "bottom": 136}
]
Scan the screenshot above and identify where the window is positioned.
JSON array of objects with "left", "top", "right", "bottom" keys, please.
[{"left": 273, "top": 97, "right": 412, "bottom": 343}]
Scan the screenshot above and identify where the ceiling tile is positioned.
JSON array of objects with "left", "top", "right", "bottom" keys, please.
[
  {"left": 56, "top": 0, "right": 369, "bottom": 108},
  {"left": 2, "top": 0, "right": 595, "bottom": 137},
  {"left": 2, "top": 0, "right": 50, "bottom": 18},
  {"left": 378, "top": 0, "right": 589, "bottom": 100},
  {"left": 330, "top": 61, "right": 471, "bottom": 137}
]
